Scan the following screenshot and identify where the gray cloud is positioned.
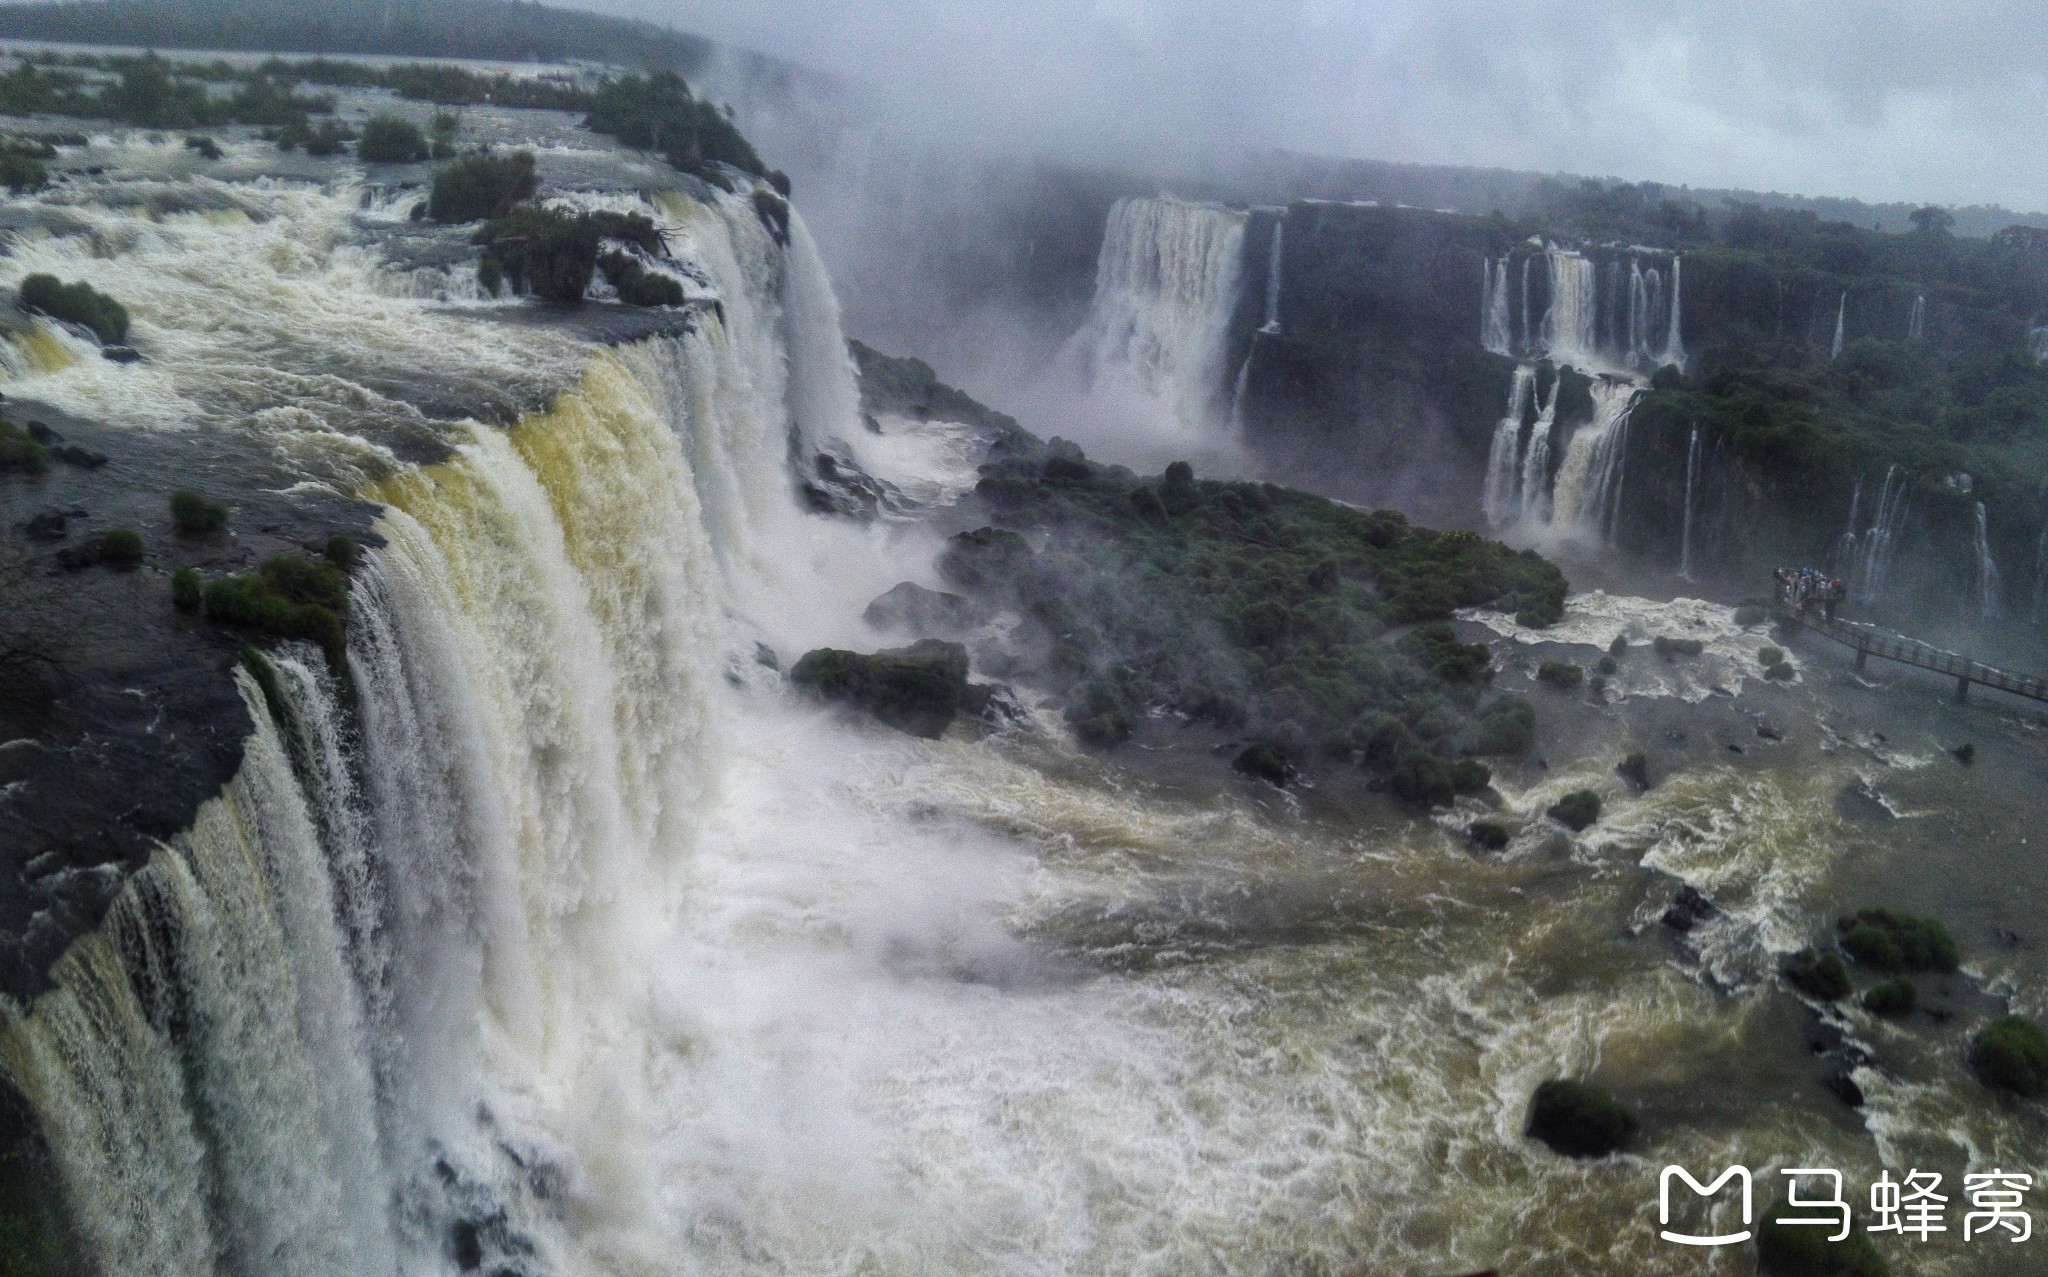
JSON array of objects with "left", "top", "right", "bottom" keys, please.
[{"left": 600, "top": 0, "right": 2048, "bottom": 210}]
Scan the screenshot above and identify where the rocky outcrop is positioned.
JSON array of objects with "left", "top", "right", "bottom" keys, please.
[{"left": 788, "top": 639, "right": 973, "bottom": 739}]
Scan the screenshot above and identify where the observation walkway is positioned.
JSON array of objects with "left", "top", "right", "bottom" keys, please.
[{"left": 1775, "top": 602, "right": 2048, "bottom": 704}]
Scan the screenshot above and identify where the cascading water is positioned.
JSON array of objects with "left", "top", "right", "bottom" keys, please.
[
  {"left": 1973, "top": 502, "right": 2003, "bottom": 620},
  {"left": 1677, "top": 426, "right": 1701, "bottom": 579},
  {"left": 1660, "top": 256, "right": 1686, "bottom": 371},
  {"left": 1519, "top": 254, "right": 1532, "bottom": 353},
  {"left": 1851, "top": 464, "right": 1910, "bottom": 605},
  {"left": 1831, "top": 292, "right": 1847, "bottom": 360},
  {"left": 1480, "top": 255, "right": 1511, "bottom": 355},
  {"left": 1260, "top": 217, "right": 1285, "bottom": 335},
  {"left": 1908, "top": 293, "right": 1926, "bottom": 341},
  {"left": 1057, "top": 195, "right": 1248, "bottom": 459},
  {"left": 1517, "top": 374, "right": 1561, "bottom": 524},
  {"left": 1482, "top": 364, "right": 1536, "bottom": 525},
  {"left": 1627, "top": 259, "right": 1649, "bottom": 361},
  {"left": 1540, "top": 249, "right": 1599, "bottom": 369},
  {"left": 1549, "top": 379, "right": 1640, "bottom": 540},
  {"left": 1833, "top": 475, "right": 1865, "bottom": 572}
]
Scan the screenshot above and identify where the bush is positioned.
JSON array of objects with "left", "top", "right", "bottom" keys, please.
[
  {"left": 1862, "top": 978, "right": 1916, "bottom": 1016},
  {"left": 184, "top": 133, "right": 222, "bottom": 160},
  {"left": 19, "top": 273, "right": 128, "bottom": 344},
  {"left": 171, "top": 566, "right": 202, "bottom": 611},
  {"left": 1733, "top": 604, "right": 1770, "bottom": 627},
  {"left": 355, "top": 114, "right": 428, "bottom": 162},
  {"left": 169, "top": 490, "right": 228, "bottom": 534},
  {"left": 1547, "top": 789, "right": 1601, "bottom": 831},
  {"left": 1765, "top": 661, "right": 1796, "bottom": 681},
  {"left": 1755, "top": 1198, "right": 1887, "bottom": 1276},
  {"left": 583, "top": 70, "right": 768, "bottom": 178},
  {"left": 473, "top": 204, "right": 666, "bottom": 304},
  {"left": 1653, "top": 635, "right": 1705, "bottom": 658},
  {"left": 1953, "top": 742, "right": 1976, "bottom": 765},
  {"left": 1388, "top": 750, "right": 1455, "bottom": 806},
  {"left": 1462, "top": 696, "right": 1536, "bottom": 756},
  {"left": 1607, "top": 634, "right": 1628, "bottom": 656},
  {"left": 1839, "top": 909, "right": 1958, "bottom": 973},
  {"left": 1536, "top": 660, "right": 1583, "bottom": 689},
  {"left": 97, "top": 527, "right": 142, "bottom": 567},
  {"left": 1784, "top": 948, "right": 1853, "bottom": 1000},
  {"left": 1469, "top": 820, "right": 1510, "bottom": 850},
  {"left": 477, "top": 256, "right": 504, "bottom": 297},
  {"left": 1448, "top": 758, "right": 1492, "bottom": 793},
  {"left": 0, "top": 419, "right": 48, "bottom": 475},
  {"left": 1617, "top": 751, "right": 1649, "bottom": 789},
  {"left": 1232, "top": 743, "right": 1291, "bottom": 786},
  {"left": 598, "top": 250, "right": 684, "bottom": 306},
  {"left": 323, "top": 535, "right": 357, "bottom": 570},
  {"left": 1971, "top": 1016, "right": 2048, "bottom": 1097},
  {"left": 428, "top": 149, "right": 537, "bottom": 222},
  {"left": 1596, "top": 655, "right": 1617, "bottom": 675},
  {"left": 201, "top": 554, "right": 349, "bottom": 663},
  {"left": 1759, "top": 646, "right": 1784, "bottom": 666},
  {"left": 1525, "top": 1079, "right": 1635, "bottom": 1158},
  {"left": 0, "top": 143, "right": 46, "bottom": 192}
]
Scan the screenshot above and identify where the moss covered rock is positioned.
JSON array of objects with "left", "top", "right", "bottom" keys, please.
[
  {"left": 1784, "top": 948, "right": 1853, "bottom": 1001},
  {"left": 1525, "top": 1079, "right": 1635, "bottom": 1158},
  {"left": 1970, "top": 1016, "right": 2048, "bottom": 1097},
  {"left": 789, "top": 640, "right": 971, "bottom": 739},
  {"left": 1546, "top": 789, "right": 1601, "bottom": 832},
  {"left": 1755, "top": 1199, "right": 1886, "bottom": 1276},
  {"left": 1861, "top": 978, "right": 1916, "bottom": 1016},
  {"left": 1838, "top": 909, "right": 1958, "bottom": 974}
]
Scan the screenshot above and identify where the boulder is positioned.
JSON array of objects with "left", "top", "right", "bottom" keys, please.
[
  {"left": 789, "top": 639, "right": 971, "bottom": 739},
  {"left": 1525, "top": 1079, "right": 1635, "bottom": 1158},
  {"left": 864, "top": 581, "right": 987, "bottom": 638},
  {"left": 1783, "top": 948, "right": 1852, "bottom": 1001},
  {"left": 1660, "top": 885, "right": 1717, "bottom": 933}
]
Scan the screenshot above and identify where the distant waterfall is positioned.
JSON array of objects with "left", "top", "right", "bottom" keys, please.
[
  {"left": 1973, "top": 502, "right": 2004, "bottom": 620},
  {"left": 1549, "top": 379, "right": 1640, "bottom": 540},
  {"left": 1831, "top": 293, "right": 1847, "bottom": 360},
  {"left": 1519, "top": 255, "right": 1532, "bottom": 353},
  {"left": 1677, "top": 426, "right": 1701, "bottom": 579},
  {"left": 1482, "top": 364, "right": 1536, "bottom": 524},
  {"left": 1480, "top": 255, "right": 1512, "bottom": 354},
  {"left": 2031, "top": 526, "right": 2048, "bottom": 624},
  {"left": 1833, "top": 474, "right": 1865, "bottom": 572},
  {"left": 1660, "top": 256, "right": 1686, "bottom": 371},
  {"left": 1627, "top": 260, "right": 1648, "bottom": 361},
  {"left": 1908, "top": 294, "right": 1926, "bottom": 341},
  {"left": 1518, "top": 374, "right": 1562, "bottom": 524},
  {"left": 1851, "top": 464, "right": 1910, "bottom": 604},
  {"left": 1260, "top": 218, "right": 1285, "bottom": 334},
  {"left": 1542, "top": 249, "right": 1599, "bottom": 368},
  {"left": 1059, "top": 195, "right": 1248, "bottom": 450}
]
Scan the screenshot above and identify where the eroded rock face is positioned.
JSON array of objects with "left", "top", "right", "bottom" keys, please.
[{"left": 789, "top": 639, "right": 972, "bottom": 739}]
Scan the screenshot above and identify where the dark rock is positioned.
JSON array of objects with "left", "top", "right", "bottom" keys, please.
[
  {"left": 800, "top": 449, "right": 900, "bottom": 519},
  {"left": 752, "top": 642, "right": 778, "bottom": 672},
  {"left": 1756, "top": 723, "right": 1783, "bottom": 741},
  {"left": 1231, "top": 743, "right": 1292, "bottom": 786},
  {"left": 1661, "top": 885, "right": 1718, "bottom": 933},
  {"left": 55, "top": 444, "right": 106, "bottom": 469},
  {"left": 100, "top": 345, "right": 141, "bottom": 364},
  {"left": 1783, "top": 948, "right": 1852, "bottom": 1001},
  {"left": 1822, "top": 1069, "right": 1865, "bottom": 1108},
  {"left": 863, "top": 581, "right": 987, "bottom": 638},
  {"left": 961, "top": 681, "right": 1026, "bottom": 726},
  {"left": 23, "top": 421, "right": 57, "bottom": 444},
  {"left": 450, "top": 1219, "right": 483, "bottom": 1271},
  {"left": 789, "top": 639, "right": 971, "bottom": 739},
  {"left": 22, "top": 509, "right": 68, "bottom": 541},
  {"left": 1525, "top": 1079, "right": 1635, "bottom": 1158},
  {"left": 938, "top": 526, "right": 1031, "bottom": 591}
]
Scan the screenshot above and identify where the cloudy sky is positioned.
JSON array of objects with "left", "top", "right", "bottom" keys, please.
[{"left": 600, "top": 0, "right": 2048, "bottom": 211}]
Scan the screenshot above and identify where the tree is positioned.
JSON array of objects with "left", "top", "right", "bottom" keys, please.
[{"left": 1910, "top": 205, "right": 1955, "bottom": 235}]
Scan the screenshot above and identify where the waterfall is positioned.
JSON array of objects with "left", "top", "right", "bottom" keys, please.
[
  {"left": 1627, "top": 259, "right": 1648, "bottom": 363},
  {"left": 1260, "top": 218, "right": 1285, "bottom": 335},
  {"left": 1851, "top": 464, "right": 1910, "bottom": 604},
  {"left": 1541, "top": 249, "right": 1599, "bottom": 368},
  {"left": 1058, "top": 195, "right": 1248, "bottom": 452},
  {"left": 1908, "top": 293, "right": 1926, "bottom": 341},
  {"left": 1517, "top": 374, "right": 1562, "bottom": 524},
  {"left": 1480, "top": 255, "right": 1511, "bottom": 354},
  {"left": 1519, "top": 254, "right": 1532, "bottom": 354},
  {"left": 1833, "top": 475, "right": 1864, "bottom": 572},
  {"left": 1831, "top": 292, "right": 1847, "bottom": 360},
  {"left": 1482, "top": 364, "right": 1536, "bottom": 525},
  {"left": 2032, "top": 526, "right": 2048, "bottom": 625},
  {"left": 1677, "top": 426, "right": 1701, "bottom": 579},
  {"left": 1660, "top": 256, "right": 1686, "bottom": 371},
  {"left": 1973, "top": 502, "right": 2004, "bottom": 620},
  {"left": 1549, "top": 379, "right": 1640, "bottom": 541}
]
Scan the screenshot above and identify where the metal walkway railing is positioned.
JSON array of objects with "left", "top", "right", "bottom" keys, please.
[{"left": 1777, "top": 606, "right": 2048, "bottom": 703}]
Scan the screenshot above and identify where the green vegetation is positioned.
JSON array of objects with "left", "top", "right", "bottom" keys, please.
[
  {"left": 1525, "top": 1079, "right": 1634, "bottom": 1158},
  {"left": 0, "top": 420, "right": 47, "bottom": 475},
  {"left": 1595, "top": 654, "right": 1617, "bottom": 675},
  {"left": 355, "top": 114, "right": 428, "bottom": 162},
  {"left": 470, "top": 204, "right": 671, "bottom": 305},
  {"left": 1652, "top": 635, "right": 1705, "bottom": 658},
  {"left": 1617, "top": 750, "right": 1649, "bottom": 789},
  {"left": 19, "top": 274, "right": 127, "bottom": 345},
  {"left": 789, "top": 640, "right": 970, "bottom": 739},
  {"left": 0, "top": 138, "right": 51, "bottom": 191},
  {"left": 170, "top": 566, "right": 202, "bottom": 611},
  {"left": 1862, "top": 977, "right": 1916, "bottom": 1016},
  {"left": 323, "top": 535, "right": 357, "bottom": 570},
  {"left": 169, "top": 490, "right": 228, "bottom": 534},
  {"left": 1755, "top": 1198, "right": 1887, "bottom": 1277},
  {"left": 950, "top": 442, "right": 1566, "bottom": 802},
  {"left": 1759, "top": 645, "right": 1784, "bottom": 666},
  {"left": 202, "top": 554, "right": 348, "bottom": 663},
  {"left": 1838, "top": 909, "right": 1959, "bottom": 974},
  {"left": 1535, "top": 660, "right": 1582, "bottom": 689},
  {"left": 583, "top": 70, "right": 768, "bottom": 180},
  {"left": 1952, "top": 742, "right": 1976, "bottom": 765},
  {"left": 97, "top": 527, "right": 142, "bottom": 567},
  {"left": 1733, "top": 604, "right": 1770, "bottom": 627},
  {"left": 1764, "top": 658, "right": 1796, "bottom": 681},
  {"left": 1785, "top": 948, "right": 1854, "bottom": 1001},
  {"left": 1971, "top": 1015, "right": 2048, "bottom": 1097},
  {"left": 1469, "top": 820, "right": 1510, "bottom": 851},
  {"left": 428, "top": 150, "right": 537, "bottom": 223},
  {"left": 1607, "top": 634, "right": 1628, "bottom": 655},
  {"left": 1546, "top": 789, "right": 1601, "bottom": 832},
  {"left": 183, "top": 133, "right": 220, "bottom": 159}
]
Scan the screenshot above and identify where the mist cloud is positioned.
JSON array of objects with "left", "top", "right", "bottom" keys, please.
[{"left": 600, "top": 0, "right": 2048, "bottom": 211}]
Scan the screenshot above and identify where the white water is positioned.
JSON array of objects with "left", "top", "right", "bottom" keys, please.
[
  {"left": 1660, "top": 256, "right": 1686, "bottom": 371},
  {"left": 1517, "top": 372, "right": 1561, "bottom": 524},
  {"left": 1831, "top": 292, "right": 1847, "bottom": 360},
  {"left": 1482, "top": 364, "right": 1536, "bottom": 525},
  {"left": 1972, "top": 501, "right": 2003, "bottom": 620},
  {"left": 1908, "top": 293, "right": 1926, "bottom": 341},
  {"left": 1834, "top": 474, "right": 1864, "bottom": 573},
  {"left": 1540, "top": 249, "right": 1599, "bottom": 369},
  {"left": 1480, "top": 255, "right": 1511, "bottom": 354},
  {"left": 1677, "top": 426, "right": 1701, "bottom": 579},
  {"left": 1260, "top": 216, "right": 1285, "bottom": 334},
  {"left": 1548, "top": 378, "right": 1639, "bottom": 541},
  {"left": 1518, "top": 253, "right": 1532, "bottom": 352},
  {"left": 1851, "top": 464, "right": 1910, "bottom": 605},
  {"left": 1056, "top": 195, "right": 1248, "bottom": 466}
]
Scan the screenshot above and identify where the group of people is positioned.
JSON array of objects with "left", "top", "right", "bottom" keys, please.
[{"left": 1774, "top": 566, "right": 1846, "bottom": 620}]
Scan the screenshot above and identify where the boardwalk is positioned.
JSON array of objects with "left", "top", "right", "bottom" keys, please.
[{"left": 1777, "top": 606, "right": 2048, "bottom": 703}]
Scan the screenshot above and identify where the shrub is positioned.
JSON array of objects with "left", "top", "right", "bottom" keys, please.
[
  {"left": 1536, "top": 660, "right": 1583, "bottom": 689},
  {"left": 1765, "top": 661, "right": 1796, "bottom": 681},
  {"left": 1652, "top": 635, "right": 1705, "bottom": 658},
  {"left": 1784, "top": 948, "right": 1853, "bottom": 1001},
  {"left": 1839, "top": 909, "right": 1958, "bottom": 973},
  {"left": 1525, "top": 1079, "right": 1635, "bottom": 1158},
  {"left": 1733, "top": 604, "right": 1770, "bottom": 627},
  {"left": 1759, "top": 646, "right": 1784, "bottom": 666},
  {"left": 1755, "top": 1198, "right": 1887, "bottom": 1276},
  {"left": 1971, "top": 1016, "right": 2048, "bottom": 1097},
  {"left": 184, "top": 133, "right": 222, "bottom": 159},
  {"left": 0, "top": 419, "right": 49, "bottom": 474},
  {"left": 19, "top": 273, "right": 128, "bottom": 344},
  {"left": 1462, "top": 696, "right": 1536, "bottom": 756},
  {"left": 323, "top": 535, "right": 357, "bottom": 570},
  {"left": 1469, "top": 820, "right": 1510, "bottom": 851},
  {"left": 1388, "top": 750, "right": 1456, "bottom": 807},
  {"left": 0, "top": 143, "right": 46, "bottom": 191},
  {"left": 582, "top": 70, "right": 768, "bottom": 178},
  {"left": 477, "top": 257, "right": 504, "bottom": 297},
  {"left": 201, "top": 554, "right": 349, "bottom": 663},
  {"left": 1952, "top": 742, "right": 1976, "bottom": 765},
  {"left": 1402, "top": 623, "right": 1492, "bottom": 683},
  {"left": 1595, "top": 654, "right": 1617, "bottom": 675},
  {"left": 97, "top": 527, "right": 142, "bottom": 567},
  {"left": 598, "top": 250, "right": 684, "bottom": 306},
  {"left": 1231, "top": 743, "right": 1291, "bottom": 786},
  {"left": 1862, "top": 978, "right": 1916, "bottom": 1016},
  {"left": 473, "top": 204, "right": 666, "bottom": 304},
  {"left": 1448, "top": 758, "right": 1492, "bottom": 793},
  {"left": 169, "top": 490, "right": 228, "bottom": 534},
  {"left": 171, "top": 566, "right": 202, "bottom": 611},
  {"left": 1617, "top": 751, "right": 1649, "bottom": 789},
  {"left": 428, "top": 149, "right": 537, "bottom": 222},
  {"left": 1547, "top": 789, "right": 1601, "bottom": 832},
  {"left": 1607, "top": 634, "right": 1628, "bottom": 656},
  {"left": 355, "top": 114, "right": 428, "bottom": 162}
]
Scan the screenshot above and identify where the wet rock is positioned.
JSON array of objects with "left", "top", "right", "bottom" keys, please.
[
  {"left": 100, "top": 345, "right": 141, "bottom": 364},
  {"left": 789, "top": 639, "right": 971, "bottom": 739},
  {"left": 1783, "top": 948, "right": 1852, "bottom": 1001},
  {"left": 450, "top": 1219, "right": 483, "bottom": 1271},
  {"left": 752, "top": 642, "right": 778, "bottom": 672},
  {"left": 22, "top": 509, "right": 68, "bottom": 541},
  {"left": 1661, "top": 885, "right": 1718, "bottom": 933},
  {"left": 1525, "top": 1079, "right": 1636, "bottom": 1158},
  {"left": 23, "top": 421, "right": 57, "bottom": 444},
  {"left": 863, "top": 581, "right": 987, "bottom": 638},
  {"left": 1822, "top": 1069, "right": 1865, "bottom": 1108},
  {"left": 55, "top": 445, "right": 106, "bottom": 469},
  {"left": 800, "top": 448, "right": 901, "bottom": 518},
  {"left": 1230, "top": 742, "right": 1292, "bottom": 787},
  {"left": 961, "top": 681, "right": 1026, "bottom": 726},
  {"left": 1756, "top": 723, "right": 1783, "bottom": 741}
]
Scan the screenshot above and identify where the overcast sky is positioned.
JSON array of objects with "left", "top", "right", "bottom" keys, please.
[{"left": 598, "top": 0, "right": 2048, "bottom": 212}]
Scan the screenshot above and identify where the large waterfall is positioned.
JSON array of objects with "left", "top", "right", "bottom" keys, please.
[
  {"left": 1481, "top": 364, "right": 1536, "bottom": 523},
  {"left": 1483, "top": 247, "right": 1683, "bottom": 374},
  {"left": 1056, "top": 195, "right": 1248, "bottom": 463},
  {"left": 1540, "top": 250, "right": 1600, "bottom": 369},
  {"left": 1480, "top": 255, "right": 1511, "bottom": 354},
  {"left": 1548, "top": 379, "right": 1639, "bottom": 541},
  {"left": 1260, "top": 217, "right": 1285, "bottom": 335},
  {"left": 1677, "top": 426, "right": 1701, "bottom": 579}
]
